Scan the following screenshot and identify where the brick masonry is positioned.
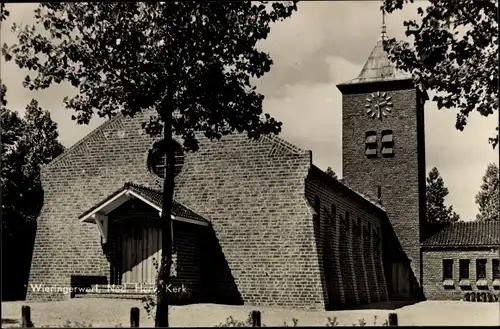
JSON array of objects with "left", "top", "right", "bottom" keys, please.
[
  {"left": 27, "top": 110, "right": 329, "bottom": 309},
  {"left": 305, "top": 168, "right": 389, "bottom": 308},
  {"left": 338, "top": 80, "right": 427, "bottom": 287},
  {"left": 422, "top": 248, "right": 500, "bottom": 300}
]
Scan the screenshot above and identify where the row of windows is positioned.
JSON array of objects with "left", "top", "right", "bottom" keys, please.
[
  {"left": 365, "top": 130, "right": 394, "bottom": 157},
  {"left": 313, "top": 196, "right": 379, "bottom": 236},
  {"left": 443, "top": 259, "right": 500, "bottom": 280}
]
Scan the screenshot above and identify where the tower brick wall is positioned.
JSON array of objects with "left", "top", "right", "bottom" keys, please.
[{"left": 339, "top": 80, "right": 426, "bottom": 286}]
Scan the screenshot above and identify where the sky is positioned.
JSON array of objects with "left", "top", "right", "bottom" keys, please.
[{"left": 1, "top": 2, "right": 498, "bottom": 222}]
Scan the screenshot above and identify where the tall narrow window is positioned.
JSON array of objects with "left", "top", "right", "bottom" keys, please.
[
  {"left": 493, "top": 259, "right": 500, "bottom": 280},
  {"left": 330, "top": 204, "right": 336, "bottom": 224},
  {"left": 314, "top": 196, "right": 321, "bottom": 222},
  {"left": 377, "top": 186, "right": 382, "bottom": 203},
  {"left": 442, "top": 260, "right": 453, "bottom": 280},
  {"left": 476, "top": 259, "right": 487, "bottom": 280},
  {"left": 365, "top": 131, "right": 377, "bottom": 157},
  {"left": 459, "top": 259, "right": 470, "bottom": 280},
  {"left": 381, "top": 129, "right": 394, "bottom": 157}
]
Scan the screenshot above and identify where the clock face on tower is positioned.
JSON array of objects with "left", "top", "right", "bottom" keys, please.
[{"left": 365, "top": 91, "right": 393, "bottom": 120}]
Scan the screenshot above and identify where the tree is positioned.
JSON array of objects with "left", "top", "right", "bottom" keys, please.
[
  {"left": 1, "top": 82, "right": 65, "bottom": 300},
  {"left": 382, "top": 0, "right": 498, "bottom": 149},
  {"left": 0, "top": 2, "right": 9, "bottom": 21},
  {"left": 475, "top": 163, "right": 499, "bottom": 222},
  {"left": 325, "top": 166, "right": 338, "bottom": 180},
  {"left": 426, "top": 167, "right": 460, "bottom": 224},
  {"left": 2, "top": 2, "right": 298, "bottom": 326}
]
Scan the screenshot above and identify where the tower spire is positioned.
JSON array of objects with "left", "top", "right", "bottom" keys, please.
[{"left": 380, "top": 4, "right": 387, "bottom": 41}]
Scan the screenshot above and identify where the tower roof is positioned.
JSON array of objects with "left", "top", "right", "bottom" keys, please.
[
  {"left": 339, "top": 7, "right": 411, "bottom": 86},
  {"left": 340, "top": 39, "right": 411, "bottom": 86}
]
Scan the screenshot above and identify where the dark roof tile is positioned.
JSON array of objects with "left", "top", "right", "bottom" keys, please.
[{"left": 422, "top": 221, "right": 500, "bottom": 247}]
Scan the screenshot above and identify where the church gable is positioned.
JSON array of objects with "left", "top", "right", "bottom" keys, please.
[{"left": 29, "top": 107, "right": 321, "bottom": 305}]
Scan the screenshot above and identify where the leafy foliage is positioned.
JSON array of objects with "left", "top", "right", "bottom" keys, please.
[
  {"left": 1, "top": 89, "right": 65, "bottom": 237},
  {"left": 426, "top": 167, "right": 460, "bottom": 224},
  {"left": 2, "top": 2, "right": 296, "bottom": 149},
  {"left": 382, "top": 0, "right": 499, "bottom": 149},
  {"left": 1, "top": 83, "right": 64, "bottom": 229},
  {"left": 0, "top": 2, "right": 9, "bottom": 21},
  {"left": 2, "top": 2, "right": 298, "bottom": 326},
  {"left": 1, "top": 82, "right": 65, "bottom": 300},
  {"left": 216, "top": 315, "right": 254, "bottom": 327},
  {"left": 475, "top": 163, "right": 499, "bottom": 221},
  {"left": 325, "top": 166, "right": 338, "bottom": 180}
]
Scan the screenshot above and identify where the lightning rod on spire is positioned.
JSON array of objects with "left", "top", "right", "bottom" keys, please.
[{"left": 380, "top": 3, "right": 387, "bottom": 41}]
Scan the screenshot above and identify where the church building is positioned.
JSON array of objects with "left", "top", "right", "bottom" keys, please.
[{"left": 26, "top": 20, "right": 499, "bottom": 308}]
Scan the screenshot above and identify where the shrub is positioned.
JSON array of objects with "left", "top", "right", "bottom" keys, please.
[
  {"left": 326, "top": 317, "right": 339, "bottom": 327},
  {"left": 62, "top": 320, "right": 93, "bottom": 327},
  {"left": 216, "top": 315, "right": 253, "bottom": 327},
  {"left": 283, "top": 318, "right": 299, "bottom": 327}
]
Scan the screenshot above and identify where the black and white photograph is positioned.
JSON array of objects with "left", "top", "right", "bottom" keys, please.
[{"left": 1, "top": 1, "right": 499, "bottom": 327}]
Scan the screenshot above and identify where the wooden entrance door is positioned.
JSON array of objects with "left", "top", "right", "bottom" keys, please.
[
  {"left": 391, "top": 262, "right": 410, "bottom": 296},
  {"left": 122, "top": 226, "right": 162, "bottom": 284}
]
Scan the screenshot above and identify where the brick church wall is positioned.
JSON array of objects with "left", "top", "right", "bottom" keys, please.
[
  {"left": 28, "top": 111, "right": 326, "bottom": 309},
  {"left": 305, "top": 167, "right": 389, "bottom": 308}
]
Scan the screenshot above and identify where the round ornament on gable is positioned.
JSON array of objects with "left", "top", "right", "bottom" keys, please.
[{"left": 149, "top": 140, "right": 185, "bottom": 179}]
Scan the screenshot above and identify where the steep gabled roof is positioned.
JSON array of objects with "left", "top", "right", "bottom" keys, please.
[
  {"left": 125, "top": 183, "right": 208, "bottom": 223},
  {"left": 422, "top": 221, "right": 500, "bottom": 248},
  {"left": 79, "top": 182, "right": 209, "bottom": 224}
]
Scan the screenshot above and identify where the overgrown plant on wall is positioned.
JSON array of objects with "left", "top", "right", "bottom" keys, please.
[
  {"left": 382, "top": 0, "right": 499, "bottom": 149},
  {"left": 2, "top": 2, "right": 298, "bottom": 325}
]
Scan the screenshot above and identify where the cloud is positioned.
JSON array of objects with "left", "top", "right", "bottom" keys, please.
[{"left": 1, "top": 2, "right": 497, "bottom": 222}]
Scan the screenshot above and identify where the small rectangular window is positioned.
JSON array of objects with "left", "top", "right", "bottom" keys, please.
[
  {"left": 443, "top": 259, "right": 453, "bottom": 280},
  {"left": 381, "top": 129, "right": 394, "bottom": 157},
  {"left": 365, "top": 131, "right": 377, "bottom": 157},
  {"left": 493, "top": 259, "right": 500, "bottom": 280},
  {"left": 459, "top": 259, "right": 470, "bottom": 279},
  {"left": 476, "top": 259, "right": 487, "bottom": 280}
]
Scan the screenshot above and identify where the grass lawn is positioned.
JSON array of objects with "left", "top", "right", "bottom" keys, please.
[{"left": 1, "top": 299, "right": 499, "bottom": 327}]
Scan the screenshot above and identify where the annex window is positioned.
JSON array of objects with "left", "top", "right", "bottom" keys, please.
[
  {"left": 476, "top": 259, "right": 487, "bottom": 280},
  {"left": 381, "top": 129, "right": 394, "bottom": 157},
  {"left": 493, "top": 259, "right": 500, "bottom": 280},
  {"left": 365, "top": 131, "right": 377, "bottom": 157},
  {"left": 459, "top": 259, "right": 470, "bottom": 280},
  {"left": 442, "top": 259, "right": 453, "bottom": 280}
]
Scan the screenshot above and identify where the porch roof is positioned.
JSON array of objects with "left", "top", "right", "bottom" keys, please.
[{"left": 79, "top": 182, "right": 209, "bottom": 226}]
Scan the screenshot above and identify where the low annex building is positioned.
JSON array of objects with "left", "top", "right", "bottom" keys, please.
[{"left": 422, "top": 221, "right": 500, "bottom": 300}]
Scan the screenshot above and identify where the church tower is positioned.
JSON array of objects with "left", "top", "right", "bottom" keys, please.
[{"left": 336, "top": 13, "right": 427, "bottom": 286}]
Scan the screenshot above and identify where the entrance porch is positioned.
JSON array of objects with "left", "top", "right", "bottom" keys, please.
[{"left": 75, "top": 183, "right": 214, "bottom": 303}]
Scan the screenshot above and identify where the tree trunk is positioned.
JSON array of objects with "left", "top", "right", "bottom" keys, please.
[{"left": 155, "top": 110, "right": 175, "bottom": 327}]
